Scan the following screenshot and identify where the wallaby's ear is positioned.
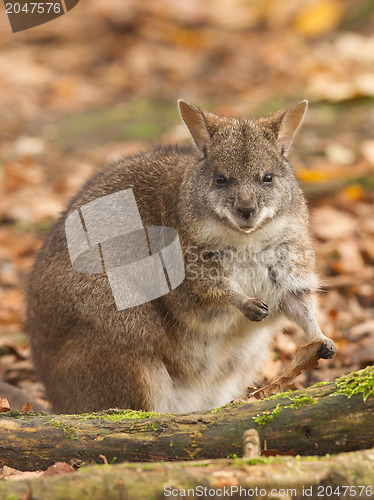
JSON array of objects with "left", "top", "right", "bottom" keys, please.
[
  {"left": 277, "top": 100, "right": 308, "bottom": 154},
  {"left": 178, "top": 100, "right": 210, "bottom": 153}
]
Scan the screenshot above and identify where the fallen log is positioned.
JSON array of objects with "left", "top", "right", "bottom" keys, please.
[
  {"left": 0, "top": 449, "right": 373, "bottom": 500},
  {"left": 0, "top": 367, "right": 373, "bottom": 471}
]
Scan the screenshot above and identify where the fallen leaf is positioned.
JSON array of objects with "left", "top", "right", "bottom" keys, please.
[
  {"left": 312, "top": 206, "right": 356, "bottom": 240},
  {"left": 1, "top": 466, "right": 43, "bottom": 484},
  {"left": 43, "top": 462, "right": 75, "bottom": 476},
  {"left": 0, "top": 398, "right": 11, "bottom": 413},
  {"left": 293, "top": 0, "right": 343, "bottom": 37},
  {"left": 1, "top": 465, "right": 22, "bottom": 478},
  {"left": 21, "top": 402, "right": 34, "bottom": 413},
  {"left": 361, "top": 140, "right": 374, "bottom": 166},
  {"left": 99, "top": 454, "right": 109, "bottom": 465},
  {"left": 263, "top": 449, "right": 297, "bottom": 457},
  {"left": 333, "top": 240, "right": 365, "bottom": 274},
  {"left": 342, "top": 184, "right": 364, "bottom": 201},
  {"left": 248, "top": 341, "right": 323, "bottom": 400},
  {"left": 326, "top": 143, "right": 355, "bottom": 165},
  {"left": 348, "top": 320, "right": 374, "bottom": 340},
  {"left": 7, "top": 471, "right": 43, "bottom": 481}
]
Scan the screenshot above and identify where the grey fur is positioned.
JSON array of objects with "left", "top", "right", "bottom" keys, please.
[{"left": 26, "top": 101, "right": 335, "bottom": 414}]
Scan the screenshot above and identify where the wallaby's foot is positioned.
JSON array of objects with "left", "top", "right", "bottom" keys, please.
[
  {"left": 241, "top": 298, "right": 268, "bottom": 322},
  {"left": 317, "top": 339, "right": 336, "bottom": 359}
]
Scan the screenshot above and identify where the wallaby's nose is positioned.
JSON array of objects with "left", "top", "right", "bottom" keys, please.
[{"left": 236, "top": 202, "right": 257, "bottom": 220}]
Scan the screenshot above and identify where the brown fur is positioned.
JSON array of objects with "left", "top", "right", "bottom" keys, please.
[{"left": 26, "top": 101, "right": 335, "bottom": 413}]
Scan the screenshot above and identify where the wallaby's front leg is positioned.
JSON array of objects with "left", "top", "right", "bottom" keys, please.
[
  {"left": 227, "top": 290, "right": 269, "bottom": 322},
  {"left": 280, "top": 292, "right": 336, "bottom": 359}
]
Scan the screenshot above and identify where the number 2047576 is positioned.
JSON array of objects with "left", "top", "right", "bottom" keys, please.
[
  {"left": 316, "top": 485, "right": 372, "bottom": 497},
  {"left": 5, "top": 3, "right": 62, "bottom": 14}
]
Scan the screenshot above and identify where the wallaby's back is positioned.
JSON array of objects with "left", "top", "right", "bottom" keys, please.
[{"left": 27, "top": 146, "right": 196, "bottom": 412}]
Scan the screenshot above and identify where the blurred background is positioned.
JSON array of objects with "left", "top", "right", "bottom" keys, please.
[{"left": 0, "top": 0, "right": 373, "bottom": 405}]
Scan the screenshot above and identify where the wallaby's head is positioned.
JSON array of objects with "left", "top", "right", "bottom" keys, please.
[{"left": 178, "top": 100, "right": 308, "bottom": 238}]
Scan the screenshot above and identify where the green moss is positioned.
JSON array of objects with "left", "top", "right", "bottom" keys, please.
[
  {"left": 105, "top": 409, "right": 164, "bottom": 421},
  {"left": 284, "top": 395, "right": 317, "bottom": 409},
  {"left": 226, "top": 453, "right": 238, "bottom": 459},
  {"left": 311, "top": 381, "right": 330, "bottom": 388},
  {"left": 79, "top": 409, "right": 165, "bottom": 423},
  {"left": 331, "top": 366, "right": 374, "bottom": 402},
  {"left": 1, "top": 410, "right": 49, "bottom": 418},
  {"left": 146, "top": 422, "right": 157, "bottom": 431},
  {"left": 77, "top": 413, "right": 99, "bottom": 420},
  {"left": 253, "top": 404, "right": 282, "bottom": 430},
  {"left": 191, "top": 461, "right": 210, "bottom": 467},
  {"left": 245, "top": 456, "right": 276, "bottom": 465},
  {"left": 231, "top": 452, "right": 334, "bottom": 468},
  {"left": 49, "top": 419, "right": 78, "bottom": 440},
  {"left": 228, "top": 456, "right": 277, "bottom": 467},
  {"left": 210, "top": 401, "right": 244, "bottom": 413},
  {"left": 263, "top": 380, "right": 331, "bottom": 403},
  {"left": 263, "top": 390, "right": 293, "bottom": 401}
]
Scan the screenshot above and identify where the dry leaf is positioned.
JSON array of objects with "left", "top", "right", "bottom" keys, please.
[
  {"left": 248, "top": 341, "right": 323, "bottom": 400},
  {"left": 312, "top": 207, "right": 356, "bottom": 240},
  {"left": 342, "top": 184, "right": 364, "bottom": 202},
  {"left": 0, "top": 398, "right": 11, "bottom": 413},
  {"left": 43, "top": 462, "right": 75, "bottom": 476},
  {"left": 0, "top": 465, "right": 22, "bottom": 479},
  {"left": 294, "top": 0, "right": 343, "bottom": 37},
  {"left": 21, "top": 402, "right": 34, "bottom": 413},
  {"left": 7, "top": 471, "right": 43, "bottom": 482},
  {"left": 333, "top": 240, "right": 365, "bottom": 274},
  {"left": 361, "top": 140, "right": 374, "bottom": 166},
  {"left": 1, "top": 466, "right": 43, "bottom": 484},
  {"left": 263, "top": 449, "right": 297, "bottom": 457},
  {"left": 99, "top": 454, "right": 109, "bottom": 465}
]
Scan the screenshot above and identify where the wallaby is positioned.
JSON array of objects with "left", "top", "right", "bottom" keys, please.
[{"left": 25, "top": 100, "right": 336, "bottom": 414}]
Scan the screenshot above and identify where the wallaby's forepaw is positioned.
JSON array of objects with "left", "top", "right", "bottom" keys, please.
[
  {"left": 317, "top": 339, "right": 336, "bottom": 359},
  {"left": 242, "top": 298, "right": 268, "bottom": 322}
]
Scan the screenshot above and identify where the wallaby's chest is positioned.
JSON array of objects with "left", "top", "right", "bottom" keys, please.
[
  {"left": 214, "top": 244, "right": 290, "bottom": 302},
  {"left": 158, "top": 234, "right": 298, "bottom": 410}
]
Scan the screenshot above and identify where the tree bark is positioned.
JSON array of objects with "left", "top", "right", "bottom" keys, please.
[
  {"left": 0, "top": 449, "right": 373, "bottom": 500},
  {"left": 0, "top": 368, "right": 373, "bottom": 471}
]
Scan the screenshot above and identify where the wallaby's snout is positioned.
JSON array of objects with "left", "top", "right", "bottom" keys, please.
[{"left": 235, "top": 200, "right": 257, "bottom": 221}]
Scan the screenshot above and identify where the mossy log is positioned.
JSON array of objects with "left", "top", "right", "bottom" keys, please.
[
  {"left": 0, "top": 449, "right": 373, "bottom": 500},
  {"left": 0, "top": 367, "right": 373, "bottom": 471}
]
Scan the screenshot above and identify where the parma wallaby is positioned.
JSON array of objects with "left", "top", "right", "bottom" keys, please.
[{"left": 26, "top": 100, "right": 336, "bottom": 414}]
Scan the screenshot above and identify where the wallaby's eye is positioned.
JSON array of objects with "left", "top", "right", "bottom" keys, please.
[
  {"left": 214, "top": 174, "right": 229, "bottom": 187},
  {"left": 262, "top": 173, "right": 274, "bottom": 184}
]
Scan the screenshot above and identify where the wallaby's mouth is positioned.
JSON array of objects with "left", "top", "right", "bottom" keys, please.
[{"left": 239, "top": 226, "right": 255, "bottom": 234}]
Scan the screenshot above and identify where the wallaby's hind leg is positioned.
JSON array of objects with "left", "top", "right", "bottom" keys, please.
[{"left": 35, "top": 331, "right": 173, "bottom": 414}]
